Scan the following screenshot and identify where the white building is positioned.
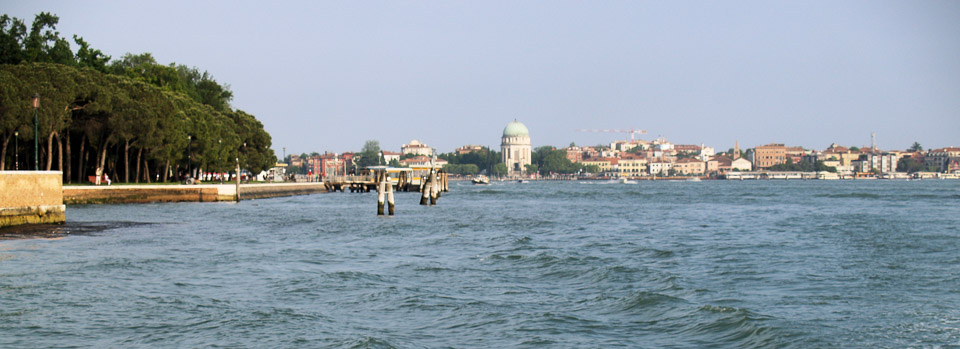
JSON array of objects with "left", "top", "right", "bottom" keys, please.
[
  {"left": 401, "top": 139, "right": 433, "bottom": 157},
  {"left": 501, "top": 120, "right": 532, "bottom": 176},
  {"left": 731, "top": 158, "right": 752, "bottom": 171}
]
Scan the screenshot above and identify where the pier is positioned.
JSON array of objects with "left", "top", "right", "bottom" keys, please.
[{"left": 323, "top": 166, "right": 449, "bottom": 193}]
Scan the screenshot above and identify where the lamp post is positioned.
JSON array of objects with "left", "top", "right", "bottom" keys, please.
[
  {"left": 187, "top": 135, "right": 192, "bottom": 181},
  {"left": 32, "top": 93, "right": 39, "bottom": 171},
  {"left": 218, "top": 139, "right": 223, "bottom": 183},
  {"left": 14, "top": 131, "right": 18, "bottom": 170}
]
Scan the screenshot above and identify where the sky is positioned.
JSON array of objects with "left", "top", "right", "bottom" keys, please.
[{"left": 6, "top": 0, "right": 960, "bottom": 155}]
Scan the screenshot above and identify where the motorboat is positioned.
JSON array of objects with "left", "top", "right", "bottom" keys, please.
[{"left": 472, "top": 175, "right": 490, "bottom": 185}]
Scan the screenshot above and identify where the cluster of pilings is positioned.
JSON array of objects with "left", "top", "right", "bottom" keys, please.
[{"left": 418, "top": 168, "right": 444, "bottom": 206}]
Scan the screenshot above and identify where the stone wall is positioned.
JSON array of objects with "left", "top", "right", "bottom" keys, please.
[
  {"left": 63, "top": 183, "right": 328, "bottom": 204},
  {"left": 0, "top": 171, "right": 66, "bottom": 227}
]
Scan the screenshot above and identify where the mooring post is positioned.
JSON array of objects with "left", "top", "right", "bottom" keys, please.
[
  {"left": 429, "top": 171, "right": 438, "bottom": 205},
  {"left": 420, "top": 169, "right": 431, "bottom": 205},
  {"left": 386, "top": 174, "right": 395, "bottom": 215},
  {"left": 377, "top": 180, "right": 385, "bottom": 215},
  {"left": 235, "top": 157, "right": 241, "bottom": 202}
]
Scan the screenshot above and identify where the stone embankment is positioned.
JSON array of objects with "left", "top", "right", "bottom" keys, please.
[
  {"left": 0, "top": 171, "right": 65, "bottom": 227},
  {"left": 63, "top": 182, "right": 328, "bottom": 204}
]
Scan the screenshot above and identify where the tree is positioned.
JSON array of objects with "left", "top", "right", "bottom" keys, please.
[
  {"left": 354, "top": 140, "right": 381, "bottom": 168},
  {"left": 849, "top": 146, "right": 860, "bottom": 152},
  {"left": 492, "top": 163, "right": 507, "bottom": 177},
  {"left": 0, "top": 15, "right": 27, "bottom": 64},
  {"left": 524, "top": 163, "right": 538, "bottom": 174},
  {"left": 908, "top": 142, "right": 922, "bottom": 152}
]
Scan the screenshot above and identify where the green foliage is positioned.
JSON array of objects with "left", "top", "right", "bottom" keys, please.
[
  {"left": 908, "top": 142, "right": 922, "bottom": 152},
  {"left": 443, "top": 163, "right": 479, "bottom": 175},
  {"left": 849, "top": 146, "right": 860, "bottom": 152},
  {"left": 583, "top": 165, "right": 600, "bottom": 173},
  {"left": 354, "top": 140, "right": 381, "bottom": 168},
  {"left": 492, "top": 163, "right": 507, "bottom": 177},
  {"left": 0, "top": 62, "right": 274, "bottom": 180},
  {"left": 896, "top": 157, "right": 933, "bottom": 173},
  {"left": 531, "top": 146, "right": 583, "bottom": 175},
  {"left": 437, "top": 147, "right": 501, "bottom": 173}
]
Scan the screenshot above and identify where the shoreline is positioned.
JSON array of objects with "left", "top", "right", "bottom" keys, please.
[{"left": 63, "top": 182, "right": 328, "bottom": 204}]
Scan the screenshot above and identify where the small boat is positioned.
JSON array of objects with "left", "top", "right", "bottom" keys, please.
[
  {"left": 687, "top": 177, "right": 701, "bottom": 182},
  {"left": 517, "top": 179, "right": 527, "bottom": 183},
  {"left": 472, "top": 175, "right": 490, "bottom": 185}
]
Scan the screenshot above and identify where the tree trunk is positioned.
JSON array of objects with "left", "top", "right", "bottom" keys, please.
[
  {"left": 97, "top": 133, "right": 113, "bottom": 180},
  {"left": 77, "top": 134, "right": 86, "bottom": 183},
  {"left": 65, "top": 132, "right": 71, "bottom": 183},
  {"left": 163, "top": 159, "right": 170, "bottom": 183},
  {"left": 143, "top": 156, "right": 152, "bottom": 184},
  {"left": 124, "top": 140, "right": 131, "bottom": 183},
  {"left": 0, "top": 134, "right": 8, "bottom": 170},
  {"left": 46, "top": 131, "right": 55, "bottom": 171},
  {"left": 135, "top": 147, "right": 142, "bottom": 183},
  {"left": 55, "top": 132, "right": 62, "bottom": 171}
]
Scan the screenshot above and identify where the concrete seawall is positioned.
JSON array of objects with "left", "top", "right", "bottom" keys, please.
[
  {"left": 63, "top": 182, "right": 328, "bottom": 204},
  {"left": 0, "top": 171, "right": 66, "bottom": 227}
]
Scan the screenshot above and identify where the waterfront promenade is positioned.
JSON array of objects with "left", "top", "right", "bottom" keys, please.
[{"left": 63, "top": 182, "right": 328, "bottom": 204}]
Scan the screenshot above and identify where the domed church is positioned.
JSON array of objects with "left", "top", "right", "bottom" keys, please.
[{"left": 501, "top": 120, "right": 532, "bottom": 176}]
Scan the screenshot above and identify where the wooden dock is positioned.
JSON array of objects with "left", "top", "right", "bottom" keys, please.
[{"left": 323, "top": 166, "right": 449, "bottom": 193}]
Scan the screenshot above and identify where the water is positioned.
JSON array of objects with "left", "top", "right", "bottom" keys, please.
[{"left": 2, "top": 180, "right": 959, "bottom": 348}]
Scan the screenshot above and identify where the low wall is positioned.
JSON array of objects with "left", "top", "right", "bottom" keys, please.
[
  {"left": 239, "top": 183, "right": 329, "bottom": 200},
  {"left": 0, "top": 171, "right": 66, "bottom": 227},
  {"left": 63, "top": 182, "right": 328, "bottom": 204}
]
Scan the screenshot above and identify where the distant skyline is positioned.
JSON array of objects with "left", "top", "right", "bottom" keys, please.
[{"left": 6, "top": 1, "right": 959, "bottom": 155}]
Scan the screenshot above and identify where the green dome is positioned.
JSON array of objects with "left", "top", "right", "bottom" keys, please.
[{"left": 502, "top": 120, "right": 530, "bottom": 137}]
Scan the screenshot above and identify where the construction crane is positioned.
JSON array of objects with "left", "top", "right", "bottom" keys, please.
[{"left": 576, "top": 128, "right": 648, "bottom": 141}]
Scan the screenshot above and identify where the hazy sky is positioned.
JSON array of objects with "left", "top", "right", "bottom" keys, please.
[{"left": 7, "top": 1, "right": 960, "bottom": 155}]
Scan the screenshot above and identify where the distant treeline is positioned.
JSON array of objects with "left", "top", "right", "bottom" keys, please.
[{"left": 0, "top": 12, "right": 275, "bottom": 183}]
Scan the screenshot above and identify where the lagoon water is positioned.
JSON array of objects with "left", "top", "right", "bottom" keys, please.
[{"left": 2, "top": 180, "right": 959, "bottom": 347}]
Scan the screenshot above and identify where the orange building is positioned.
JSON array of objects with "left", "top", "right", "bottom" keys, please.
[{"left": 753, "top": 143, "right": 787, "bottom": 169}]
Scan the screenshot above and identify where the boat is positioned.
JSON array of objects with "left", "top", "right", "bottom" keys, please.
[
  {"left": 471, "top": 175, "right": 490, "bottom": 185},
  {"left": 517, "top": 179, "right": 527, "bottom": 183},
  {"left": 687, "top": 177, "right": 701, "bottom": 182}
]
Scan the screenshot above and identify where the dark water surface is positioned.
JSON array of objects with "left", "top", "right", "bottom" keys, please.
[{"left": 2, "top": 180, "right": 959, "bottom": 348}]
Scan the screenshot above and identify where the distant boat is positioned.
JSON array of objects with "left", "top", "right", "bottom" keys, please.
[
  {"left": 517, "top": 179, "right": 527, "bottom": 183},
  {"left": 618, "top": 178, "right": 637, "bottom": 184},
  {"left": 472, "top": 175, "right": 490, "bottom": 185},
  {"left": 687, "top": 177, "right": 701, "bottom": 182}
]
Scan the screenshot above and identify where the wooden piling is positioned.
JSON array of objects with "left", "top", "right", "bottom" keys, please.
[
  {"left": 387, "top": 175, "right": 395, "bottom": 215},
  {"left": 377, "top": 180, "right": 386, "bottom": 215}
]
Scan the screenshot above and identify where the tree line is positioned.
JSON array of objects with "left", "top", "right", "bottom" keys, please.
[{"left": 0, "top": 12, "right": 275, "bottom": 183}]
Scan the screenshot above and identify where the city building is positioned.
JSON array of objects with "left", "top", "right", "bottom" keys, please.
[
  {"left": 381, "top": 151, "right": 401, "bottom": 164},
  {"left": 618, "top": 154, "right": 647, "bottom": 177},
  {"left": 456, "top": 145, "right": 485, "bottom": 155},
  {"left": 926, "top": 147, "right": 960, "bottom": 172},
  {"left": 582, "top": 158, "right": 616, "bottom": 174},
  {"left": 400, "top": 156, "right": 448, "bottom": 168},
  {"left": 752, "top": 143, "right": 787, "bottom": 169},
  {"left": 401, "top": 139, "right": 433, "bottom": 157},
  {"left": 673, "top": 158, "right": 705, "bottom": 175},
  {"left": 565, "top": 147, "right": 584, "bottom": 163},
  {"left": 648, "top": 159, "right": 673, "bottom": 176},
  {"left": 731, "top": 158, "right": 752, "bottom": 171},
  {"left": 501, "top": 120, "right": 532, "bottom": 176}
]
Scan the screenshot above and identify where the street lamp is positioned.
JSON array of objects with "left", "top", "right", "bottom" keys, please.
[
  {"left": 14, "top": 131, "right": 18, "bottom": 170},
  {"left": 187, "top": 135, "right": 192, "bottom": 180},
  {"left": 218, "top": 139, "right": 223, "bottom": 183},
  {"left": 32, "top": 93, "right": 39, "bottom": 171}
]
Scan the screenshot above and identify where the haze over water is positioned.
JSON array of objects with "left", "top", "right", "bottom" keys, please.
[{"left": 1, "top": 180, "right": 959, "bottom": 347}]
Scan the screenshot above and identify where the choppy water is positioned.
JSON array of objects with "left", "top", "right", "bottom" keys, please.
[{"left": 2, "top": 180, "right": 959, "bottom": 348}]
